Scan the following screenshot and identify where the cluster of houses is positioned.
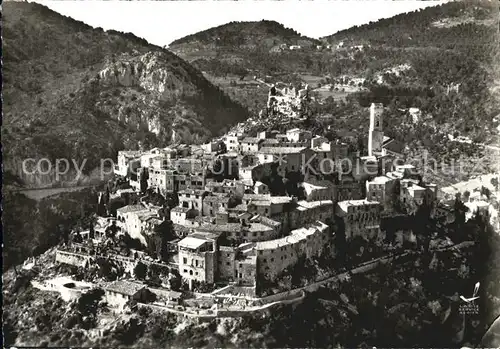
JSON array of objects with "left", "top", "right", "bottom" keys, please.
[
  {"left": 266, "top": 83, "right": 311, "bottom": 119},
  {"left": 88, "top": 103, "right": 441, "bottom": 294},
  {"left": 49, "top": 98, "right": 457, "bottom": 308}
]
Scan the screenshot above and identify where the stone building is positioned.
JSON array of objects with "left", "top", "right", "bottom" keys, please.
[
  {"left": 205, "top": 179, "right": 245, "bottom": 197},
  {"left": 202, "top": 195, "right": 231, "bottom": 216},
  {"left": 257, "top": 147, "right": 313, "bottom": 175},
  {"left": 254, "top": 221, "right": 330, "bottom": 280},
  {"left": 290, "top": 200, "right": 334, "bottom": 229},
  {"left": 178, "top": 232, "right": 218, "bottom": 284},
  {"left": 286, "top": 128, "right": 313, "bottom": 143},
  {"left": 116, "top": 205, "right": 160, "bottom": 245},
  {"left": 178, "top": 189, "right": 208, "bottom": 211},
  {"left": 336, "top": 199, "right": 382, "bottom": 240},
  {"left": 366, "top": 176, "right": 396, "bottom": 212},
  {"left": 170, "top": 206, "right": 199, "bottom": 226},
  {"left": 223, "top": 135, "right": 241, "bottom": 152},
  {"left": 196, "top": 222, "right": 278, "bottom": 243},
  {"left": 254, "top": 181, "right": 269, "bottom": 195},
  {"left": 104, "top": 280, "right": 149, "bottom": 311},
  {"left": 301, "top": 182, "right": 333, "bottom": 202},
  {"left": 115, "top": 151, "right": 141, "bottom": 178},
  {"left": 217, "top": 244, "right": 258, "bottom": 286},
  {"left": 241, "top": 137, "right": 264, "bottom": 153},
  {"left": 336, "top": 176, "right": 364, "bottom": 202}
]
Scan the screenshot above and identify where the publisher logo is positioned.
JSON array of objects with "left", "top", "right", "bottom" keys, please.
[{"left": 459, "top": 282, "right": 480, "bottom": 315}]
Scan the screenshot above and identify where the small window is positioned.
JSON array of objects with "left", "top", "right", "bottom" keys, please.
[
  {"left": 271, "top": 258, "right": 274, "bottom": 262},
  {"left": 183, "top": 258, "right": 187, "bottom": 264},
  {"left": 226, "top": 262, "right": 230, "bottom": 266}
]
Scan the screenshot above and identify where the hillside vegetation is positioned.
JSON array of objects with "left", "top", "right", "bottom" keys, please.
[
  {"left": 171, "top": 20, "right": 320, "bottom": 52},
  {"left": 171, "top": 0, "right": 499, "bottom": 160},
  {"left": 3, "top": 2, "right": 250, "bottom": 187}
]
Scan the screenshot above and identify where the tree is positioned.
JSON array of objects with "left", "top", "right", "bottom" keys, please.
[
  {"left": 140, "top": 167, "right": 149, "bottom": 193},
  {"left": 97, "top": 194, "right": 107, "bottom": 216},
  {"left": 134, "top": 262, "right": 148, "bottom": 280},
  {"left": 491, "top": 177, "right": 499, "bottom": 191},
  {"left": 481, "top": 186, "right": 491, "bottom": 200},
  {"left": 463, "top": 190, "right": 471, "bottom": 201},
  {"left": 228, "top": 195, "right": 242, "bottom": 209}
]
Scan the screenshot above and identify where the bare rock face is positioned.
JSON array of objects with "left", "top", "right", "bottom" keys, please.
[{"left": 98, "top": 52, "right": 197, "bottom": 100}]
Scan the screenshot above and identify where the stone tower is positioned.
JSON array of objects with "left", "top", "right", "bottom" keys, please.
[{"left": 368, "top": 103, "right": 384, "bottom": 156}]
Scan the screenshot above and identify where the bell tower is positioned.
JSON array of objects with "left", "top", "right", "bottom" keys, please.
[{"left": 368, "top": 103, "right": 384, "bottom": 156}]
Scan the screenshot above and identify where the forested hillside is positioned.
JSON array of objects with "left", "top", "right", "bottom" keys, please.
[
  {"left": 171, "top": 0, "right": 499, "bottom": 160},
  {"left": 3, "top": 2, "right": 250, "bottom": 187}
]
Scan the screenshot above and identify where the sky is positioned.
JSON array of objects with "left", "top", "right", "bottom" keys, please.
[{"left": 33, "top": 0, "right": 448, "bottom": 47}]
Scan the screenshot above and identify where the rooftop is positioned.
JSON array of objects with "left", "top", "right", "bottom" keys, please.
[
  {"left": 368, "top": 176, "right": 393, "bottom": 184},
  {"left": 105, "top": 280, "right": 145, "bottom": 296},
  {"left": 241, "top": 137, "right": 264, "bottom": 144},
  {"left": 204, "top": 195, "right": 230, "bottom": 203},
  {"left": 178, "top": 188, "right": 208, "bottom": 195},
  {"left": 302, "top": 182, "right": 328, "bottom": 195},
  {"left": 244, "top": 194, "right": 271, "bottom": 201},
  {"left": 173, "top": 224, "right": 191, "bottom": 235},
  {"left": 190, "top": 231, "right": 220, "bottom": 241},
  {"left": 116, "top": 205, "right": 147, "bottom": 214},
  {"left": 262, "top": 139, "right": 280, "bottom": 145},
  {"left": 254, "top": 221, "right": 326, "bottom": 250},
  {"left": 270, "top": 196, "right": 293, "bottom": 205},
  {"left": 149, "top": 287, "right": 182, "bottom": 300},
  {"left": 119, "top": 150, "right": 141, "bottom": 158},
  {"left": 178, "top": 236, "right": 209, "bottom": 249},
  {"left": 197, "top": 222, "right": 273, "bottom": 234},
  {"left": 407, "top": 184, "right": 426, "bottom": 192},
  {"left": 297, "top": 200, "right": 333, "bottom": 209},
  {"left": 312, "top": 143, "right": 331, "bottom": 152},
  {"left": 396, "top": 164, "right": 416, "bottom": 169},
  {"left": 171, "top": 206, "right": 192, "bottom": 213},
  {"left": 137, "top": 212, "right": 159, "bottom": 221},
  {"left": 385, "top": 171, "right": 404, "bottom": 180},
  {"left": 258, "top": 147, "right": 307, "bottom": 155},
  {"left": 252, "top": 215, "right": 281, "bottom": 227},
  {"left": 337, "top": 199, "right": 380, "bottom": 211}
]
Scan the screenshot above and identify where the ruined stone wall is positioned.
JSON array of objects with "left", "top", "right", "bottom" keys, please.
[
  {"left": 55, "top": 250, "right": 92, "bottom": 268},
  {"left": 343, "top": 208, "right": 381, "bottom": 240},
  {"left": 256, "top": 224, "right": 330, "bottom": 281}
]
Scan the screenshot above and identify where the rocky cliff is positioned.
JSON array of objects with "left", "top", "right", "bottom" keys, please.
[{"left": 2, "top": 2, "right": 250, "bottom": 188}]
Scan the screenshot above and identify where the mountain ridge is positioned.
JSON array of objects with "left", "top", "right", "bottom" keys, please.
[
  {"left": 3, "top": 2, "right": 251, "bottom": 188},
  {"left": 170, "top": 19, "right": 320, "bottom": 49}
]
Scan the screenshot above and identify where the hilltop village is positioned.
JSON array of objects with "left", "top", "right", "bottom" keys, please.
[{"left": 28, "top": 97, "right": 494, "bottom": 318}]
